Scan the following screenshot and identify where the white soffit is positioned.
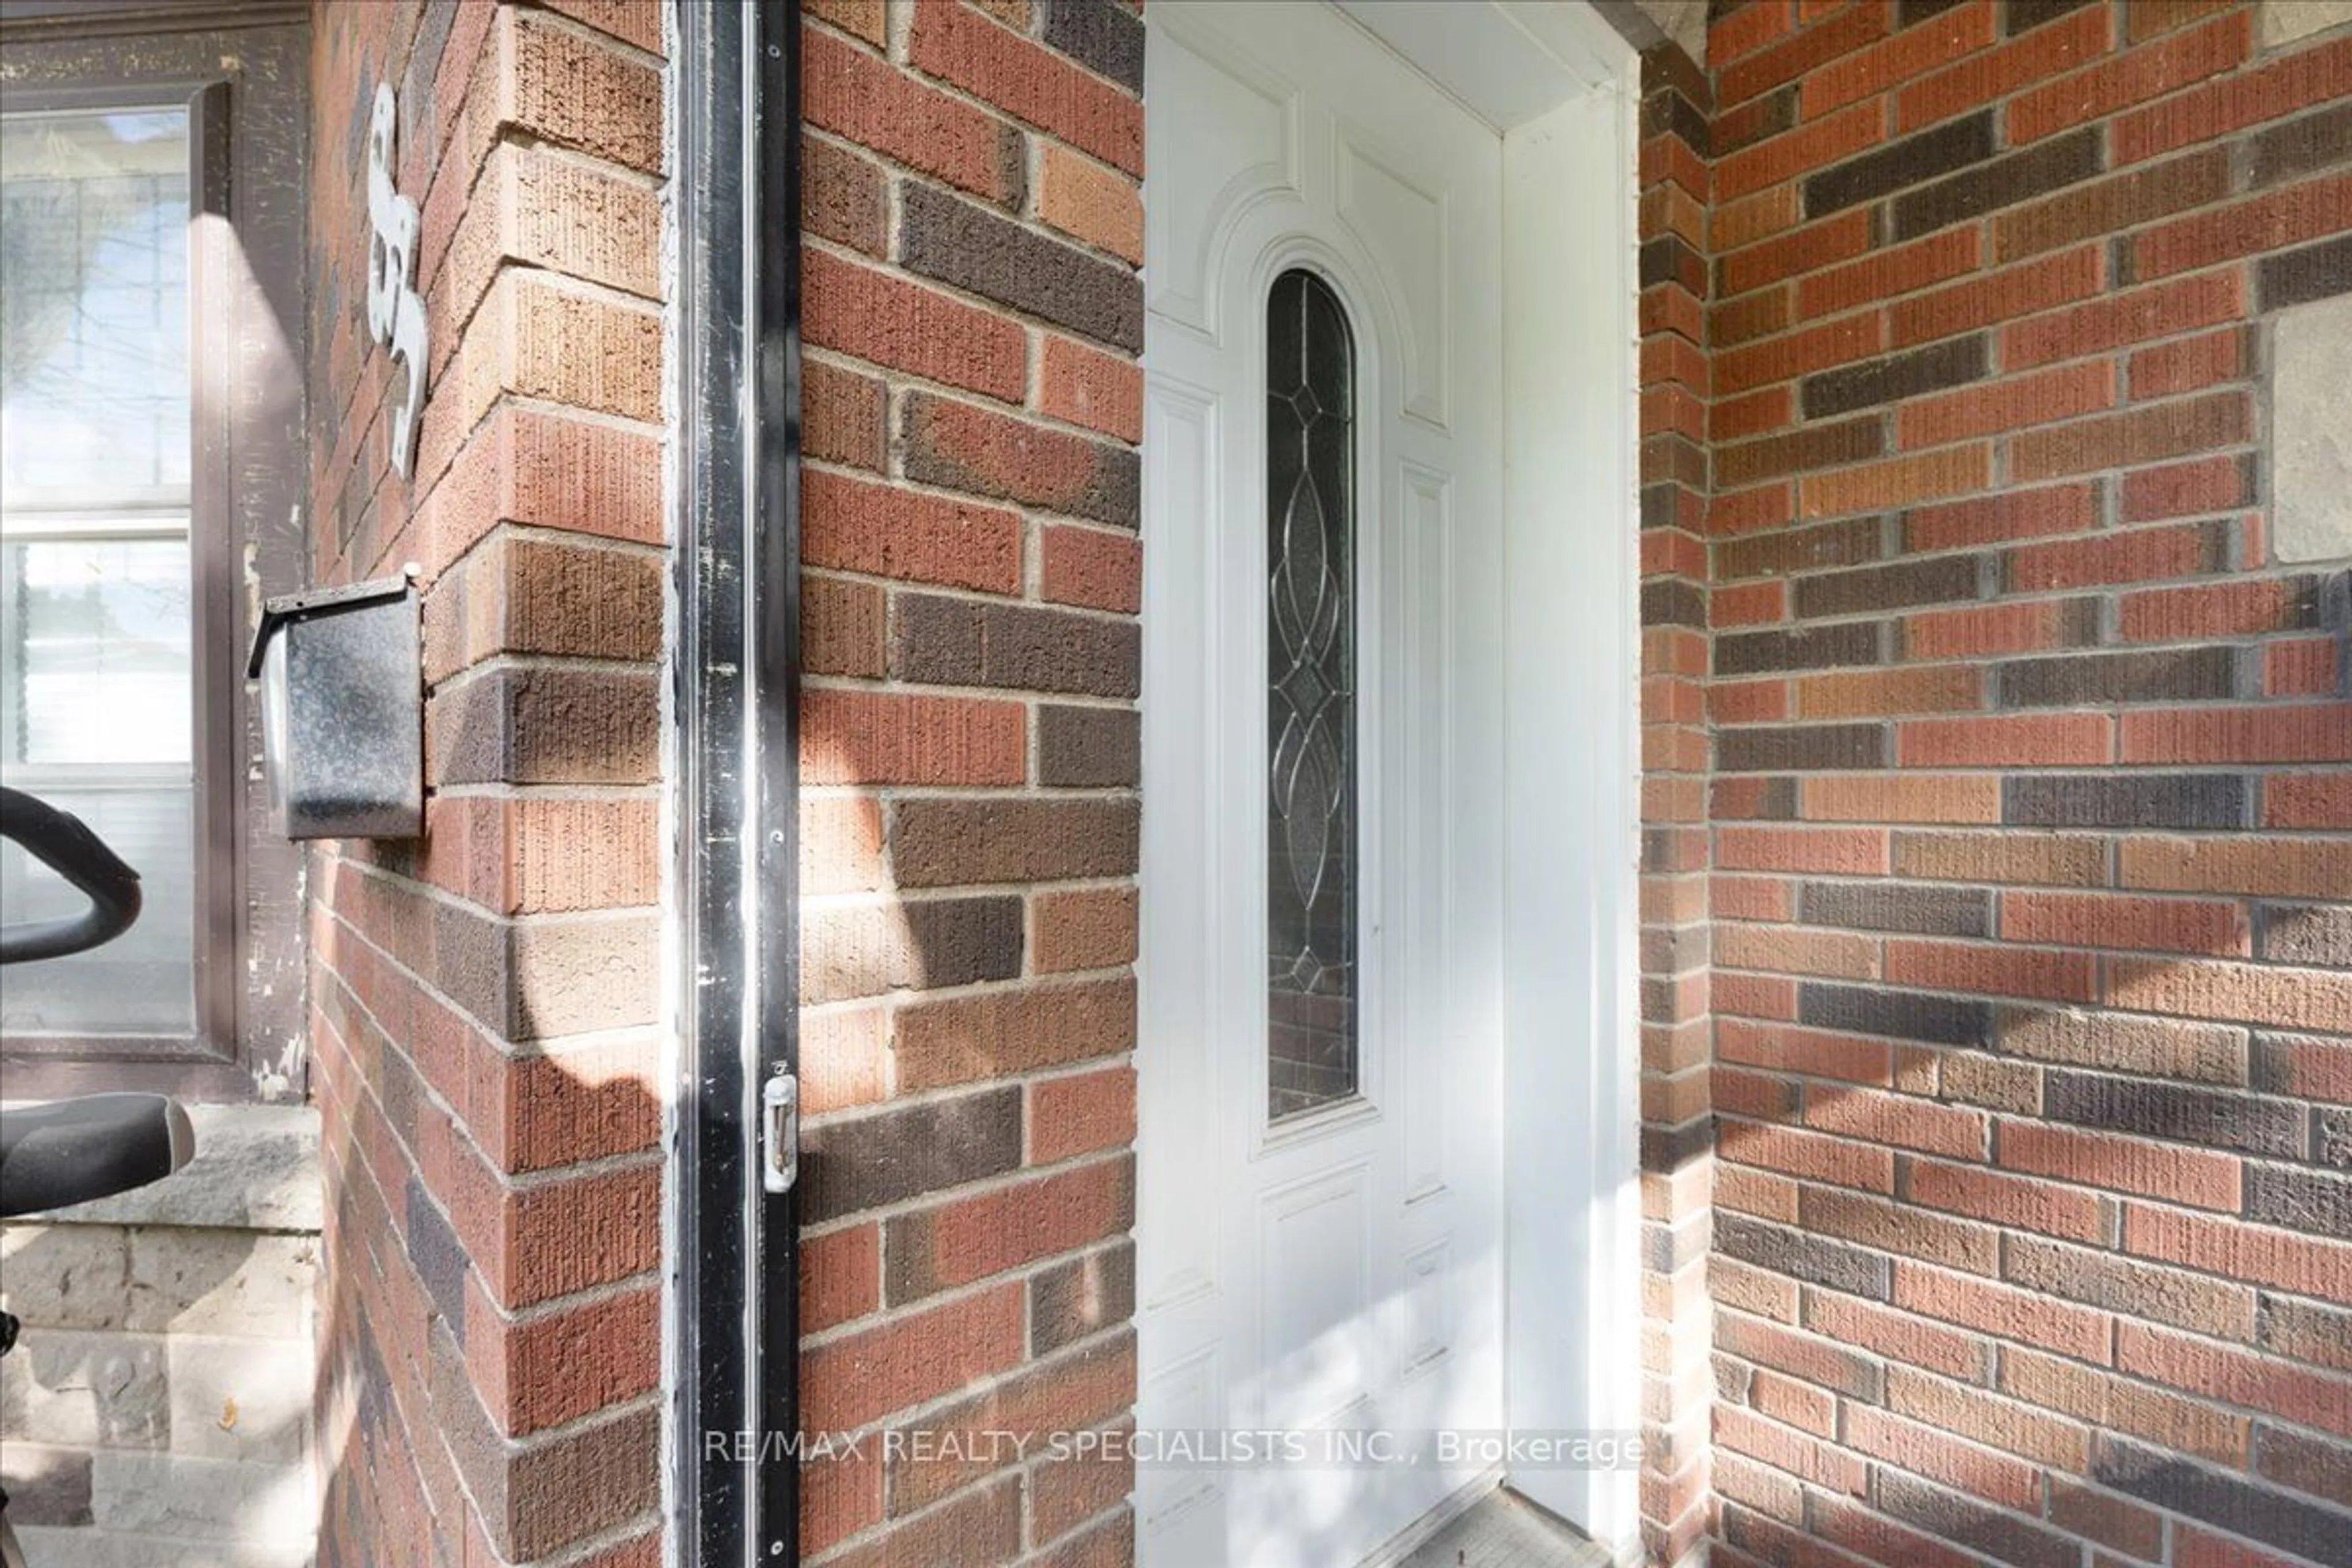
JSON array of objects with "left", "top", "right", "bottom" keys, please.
[{"left": 1332, "top": 0, "right": 1630, "bottom": 132}]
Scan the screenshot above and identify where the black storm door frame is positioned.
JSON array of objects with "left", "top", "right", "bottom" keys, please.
[{"left": 674, "top": 1, "right": 802, "bottom": 1562}]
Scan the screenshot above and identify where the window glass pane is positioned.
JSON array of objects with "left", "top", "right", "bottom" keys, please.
[
  {"left": 1267, "top": 269, "right": 1357, "bottom": 1120},
  {"left": 1, "top": 109, "right": 191, "bottom": 510},
  {"left": 1, "top": 106, "right": 197, "bottom": 1041}
]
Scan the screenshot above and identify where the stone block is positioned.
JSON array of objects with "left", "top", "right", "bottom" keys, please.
[
  {"left": 0, "top": 1329, "right": 168, "bottom": 1449},
  {"left": 13, "top": 1525, "right": 316, "bottom": 1568},
  {"left": 127, "top": 1231, "right": 318, "bottom": 1340},
  {"left": 2264, "top": 0, "right": 2352, "bottom": 47},
  {"left": 0, "top": 1225, "right": 133, "bottom": 1329},
  {"left": 90, "top": 1449, "right": 314, "bottom": 1544},
  {"left": 2273, "top": 291, "right": 2352, "bottom": 563},
  {"left": 164, "top": 1335, "right": 311, "bottom": 1464}
]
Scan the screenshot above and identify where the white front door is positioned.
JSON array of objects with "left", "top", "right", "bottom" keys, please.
[{"left": 1137, "top": 5, "right": 1509, "bottom": 1562}]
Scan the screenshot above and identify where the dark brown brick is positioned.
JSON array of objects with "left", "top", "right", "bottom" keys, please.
[
  {"left": 1646, "top": 432, "right": 1709, "bottom": 489},
  {"left": 1031, "top": 1239, "right": 1136, "bottom": 1356},
  {"left": 1995, "top": 646, "right": 2245, "bottom": 708},
  {"left": 1039, "top": 0, "right": 1144, "bottom": 94},
  {"left": 1717, "top": 723, "right": 1887, "bottom": 773},
  {"left": 1806, "top": 112, "right": 1995, "bottom": 218},
  {"left": 1716, "top": 417, "right": 1883, "bottom": 489},
  {"left": 1716, "top": 1214, "right": 1893, "bottom": 1300},
  {"left": 1642, "top": 88, "right": 1712, "bottom": 159},
  {"left": 889, "top": 798, "right": 1139, "bottom": 886},
  {"left": 1800, "top": 881, "right": 1991, "bottom": 937},
  {"left": 1716, "top": 621, "right": 1887, "bottom": 675},
  {"left": 1038, "top": 704, "right": 1139, "bottom": 788},
  {"left": 429, "top": 665, "right": 660, "bottom": 785},
  {"left": 2259, "top": 232, "right": 2352, "bottom": 313},
  {"left": 1642, "top": 38, "right": 1713, "bottom": 116},
  {"left": 2258, "top": 1294, "right": 2352, "bottom": 1373},
  {"left": 1641, "top": 233, "right": 1708, "bottom": 293},
  {"left": 2095, "top": 1436, "right": 2352, "bottom": 1568},
  {"left": 802, "top": 895, "right": 1023, "bottom": 1003},
  {"left": 891, "top": 594, "right": 1140, "bottom": 698},
  {"left": 2243, "top": 1163, "right": 2352, "bottom": 1237},
  {"left": 2258, "top": 1425, "right": 2352, "bottom": 1512},
  {"left": 2323, "top": 1109, "right": 2352, "bottom": 1169},
  {"left": 2006, "top": 0, "right": 2098, "bottom": 34},
  {"left": 801, "top": 1087, "right": 1025, "bottom": 1224},
  {"left": 406, "top": 1177, "right": 469, "bottom": 1338},
  {"left": 2250, "top": 102, "right": 2352, "bottom": 192},
  {"left": 1800, "top": 982, "right": 1995, "bottom": 1046},
  {"left": 1716, "top": 516, "right": 1885, "bottom": 581},
  {"left": 902, "top": 391, "right": 1139, "bottom": 527},
  {"left": 2045, "top": 1071, "right": 2305, "bottom": 1156},
  {"left": 2003, "top": 772, "right": 2248, "bottom": 829},
  {"left": 1801, "top": 335, "right": 1988, "bottom": 420},
  {"left": 1877, "top": 1471, "right": 2076, "bottom": 1568},
  {"left": 900, "top": 183, "right": 1141, "bottom": 352},
  {"left": 1894, "top": 127, "right": 2104, "bottom": 241},
  {"left": 1714, "top": 84, "right": 1796, "bottom": 156},
  {"left": 1793, "top": 556, "right": 1981, "bottom": 620},
  {"left": 1644, "top": 577, "right": 1708, "bottom": 629},
  {"left": 1898, "top": 0, "right": 1969, "bottom": 26}
]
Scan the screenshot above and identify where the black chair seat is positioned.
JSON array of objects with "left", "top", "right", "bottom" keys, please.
[{"left": 0, "top": 1093, "right": 194, "bottom": 1218}]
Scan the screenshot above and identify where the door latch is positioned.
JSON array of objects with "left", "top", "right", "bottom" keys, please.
[{"left": 761, "top": 1070, "right": 799, "bottom": 1194}]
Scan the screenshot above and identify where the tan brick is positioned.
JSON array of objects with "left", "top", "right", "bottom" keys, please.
[
  {"left": 1893, "top": 831, "right": 2108, "bottom": 886},
  {"left": 1885, "top": 1365, "right": 2090, "bottom": 1471},
  {"left": 1039, "top": 145, "right": 1142, "bottom": 266},
  {"left": 1801, "top": 774, "right": 2003, "bottom": 824}
]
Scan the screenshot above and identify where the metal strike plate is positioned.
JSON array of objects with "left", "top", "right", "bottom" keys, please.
[{"left": 761, "top": 1071, "right": 799, "bottom": 1194}]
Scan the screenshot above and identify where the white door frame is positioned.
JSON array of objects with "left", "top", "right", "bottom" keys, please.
[{"left": 1136, "top": 2, "right": 1645, "bottom": 1558}]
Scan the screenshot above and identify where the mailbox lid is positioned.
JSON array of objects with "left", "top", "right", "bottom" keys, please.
[{"left": 246, "top": 571, "right": 418, "bottom": 679}]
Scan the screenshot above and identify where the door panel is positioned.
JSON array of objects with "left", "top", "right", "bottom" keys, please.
[{"left": 1139, "top": 6, "right": 1507, "bottom": 1563}]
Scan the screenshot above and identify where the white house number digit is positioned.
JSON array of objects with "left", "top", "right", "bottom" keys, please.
[{"left": 366, "top": 82, "right": 429, "bottom": 480}]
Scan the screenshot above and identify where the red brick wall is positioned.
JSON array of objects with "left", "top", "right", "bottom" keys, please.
[
  {"left": 795, "top": 0, "right": 1145, "bottom": 1561},
  {"left": 1639, "top": 34, "right": 1722, "bottom": 1568},
  {"left": 304, "top": 5, "right": 669, "bottom": 1566},
  {"left": 1657, "top": 3, "right": 2352, "bottom": 1566}
]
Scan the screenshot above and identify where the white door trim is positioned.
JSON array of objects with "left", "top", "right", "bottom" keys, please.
[{"left": 1495, "top": 44, "right": 1645, "bottom": 1555}]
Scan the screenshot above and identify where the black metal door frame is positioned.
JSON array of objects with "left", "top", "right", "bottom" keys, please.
[{"left": 674, "top": 1, "right": 801, "bottom": 1561}]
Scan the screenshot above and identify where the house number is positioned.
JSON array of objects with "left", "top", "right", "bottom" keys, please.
[{"left": 366, "top": 82, "right": 429, "bottom": 479}]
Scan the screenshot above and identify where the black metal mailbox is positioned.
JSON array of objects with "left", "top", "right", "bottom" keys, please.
[{"left": 245, "top": 570, "right": 423, "bottom": 840}]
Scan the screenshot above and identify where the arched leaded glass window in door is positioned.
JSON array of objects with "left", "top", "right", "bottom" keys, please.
[{"left": 1266, "top": 268, "right": 1359, "bottom": 1121}]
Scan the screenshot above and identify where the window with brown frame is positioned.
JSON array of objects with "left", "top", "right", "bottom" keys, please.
[{"left": 0, "top": 4, "right": 307, "bottom": 1101}]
